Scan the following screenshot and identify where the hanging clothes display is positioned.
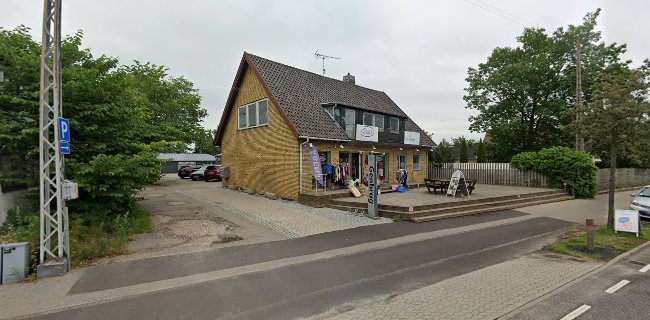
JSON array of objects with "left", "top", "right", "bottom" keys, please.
[
  {"left": 396, "top": 169, "right": 408, "bottom": 187},
  {"left": 325, "top": 163, "right": 352, "bottom": 187}
]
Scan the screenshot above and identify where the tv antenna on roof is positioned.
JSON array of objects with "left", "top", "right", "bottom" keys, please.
[{"left": 314, "top": 50, "right": 340, "bottom": 76}]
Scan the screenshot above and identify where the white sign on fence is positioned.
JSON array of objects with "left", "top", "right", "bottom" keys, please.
[{"left": 614, "top": 209, "right": 639, "bottom": 236}]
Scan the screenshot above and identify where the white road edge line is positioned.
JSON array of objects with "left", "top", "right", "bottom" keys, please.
[
  {"left": 605, "top": 280, "right": 630, "bottom": 293},
  {"left": 639, "top": 264, "right": 650, "bottom": 273},
  {"left": 560, "top": 304, "right": 591, "bottom": 320}
]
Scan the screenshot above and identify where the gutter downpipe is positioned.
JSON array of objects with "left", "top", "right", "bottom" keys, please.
[{"left": 299, "top": 137, "right": 310, "bottom": 194}]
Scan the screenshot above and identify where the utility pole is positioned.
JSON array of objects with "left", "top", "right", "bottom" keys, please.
[
  {"left": 37, "top": 0, "right": 70, "bottom": 277},
  {"left": 314, "top": 50, "right": 340, "bottom": 76},
  {"left": 575, "top": 38, "right": 585, "bottom": 152}
]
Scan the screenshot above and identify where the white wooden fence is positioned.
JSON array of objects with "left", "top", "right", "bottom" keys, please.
[{"left": 428, "top": 162, "right": 548, "bottom": 188}]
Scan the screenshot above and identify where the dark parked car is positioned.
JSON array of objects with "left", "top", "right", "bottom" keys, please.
[
  {"left": 178, "top": 165, "right": 201, "bottom": 179},
  {"left": 204, "top": 165, "right": 222, "bottom": 182}
]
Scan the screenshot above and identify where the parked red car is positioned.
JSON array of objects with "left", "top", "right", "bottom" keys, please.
[
  {"left": 178, "top": 165, "right": 200, "bottom": 179},
  {"left": 204, "top": 165, "right": 222, "bottom": 182}
]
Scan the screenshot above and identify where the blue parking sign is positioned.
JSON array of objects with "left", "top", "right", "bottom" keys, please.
[{"left": 58, "top": 117, "right": 70, "bottom": 142}]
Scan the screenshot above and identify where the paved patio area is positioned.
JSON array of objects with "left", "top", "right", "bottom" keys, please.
[{"left": 336, "top": 184, "right": 555, "bottom": 207}]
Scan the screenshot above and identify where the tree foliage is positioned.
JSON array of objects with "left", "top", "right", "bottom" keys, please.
[
  {"left": 573, "top": 66, "right": 650, "bottom": 228},
  {"left": 476, "top": 139, "right": 488, "bottom": 163},
  {"left": 0, "top": 26, "right": 207, "bottom": 216},
  {"left": 429, "top": 138, "right": 455, "bottom": 163},
  {"left": 511, "top": 147, "right": 598, "bottom": 198},
  {"left": 464, "top": 9, "right": 630, "bottom": 161},
  {"left": 194, "top": 129, "right": 221, "bottom": 155}
]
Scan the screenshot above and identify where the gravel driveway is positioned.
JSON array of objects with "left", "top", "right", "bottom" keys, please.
[{"left": 122, "top": 175, "right": 390, "bottom": 261}]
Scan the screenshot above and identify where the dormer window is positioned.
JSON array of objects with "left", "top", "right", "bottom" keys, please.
[
  {"left": 389, "top": 117, "right": 399, "bottom": 133},
  {"left": 363, "top": 112, "right": 385, "bottom": 132}
]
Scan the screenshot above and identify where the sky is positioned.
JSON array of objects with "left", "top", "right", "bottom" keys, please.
[{"left": 2, "top": 0, "right": 649, "bottom": 143}]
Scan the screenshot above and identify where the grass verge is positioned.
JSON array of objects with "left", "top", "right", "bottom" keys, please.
[
  {"left": 1, "top": 204, "right": 153, "bottom": 270},
  {"left": 549, "top": 223, "right": 650, "bottom": 261}
]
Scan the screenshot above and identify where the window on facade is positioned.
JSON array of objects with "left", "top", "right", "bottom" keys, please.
[
  {"left": 362, "top": 112, "right": 385, "bottom": 132},
  {"left": 248, "top": 103, "right": 257, "bottom": 127},
  {"left": 375, "top": 115, "right": 385, "bottom": 132},
  {"left": 238, "top": 99, "right": 269, "bottom": 130},
  {"left": 390, "top": 117, "right": 399, "bottom": 133},
  {"left": 238, "top": 106, "right": 247, "bottom": 129},
  {"left": 413, "top": 154, "right": 421, "bottom": 171},
  {"left": 363, "top": 112, "right": 373, "bottom": 126},
  {"left": 398, "top": 154, "right": 406, "bottom": 170},
  {"left": 258, "top": 100, "right": 268, "bottom": 125},
  {"left": 345, "top": 109, "right": 356, "bottom": 138}
]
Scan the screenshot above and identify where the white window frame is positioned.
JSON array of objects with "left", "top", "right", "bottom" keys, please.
[
  {"left": 237, "top": 99, "right": 269, "bottom": 130},
  {"left": 390, "top": 117, "right": 399, "bottom": 134},
  {"left": 413, "top": 154, "right": 421, "bottom": 171},
  {"left": 397, "top": 153, "right": 406, "bottom": 170},
  {"left": 362, "top": 112, "right": 385, "bottom": 132}
]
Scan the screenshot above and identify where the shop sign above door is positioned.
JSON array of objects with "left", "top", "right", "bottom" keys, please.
[
  {"left": 404, "top": 131, "right": 420, "bottom": 145},
  {"left": 355, "top": 124, "right": 378, "bottom": 142}
]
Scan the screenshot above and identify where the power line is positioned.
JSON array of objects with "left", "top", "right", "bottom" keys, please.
[{"left": 465, "top": 0, "right": 533, "bottom": 28}]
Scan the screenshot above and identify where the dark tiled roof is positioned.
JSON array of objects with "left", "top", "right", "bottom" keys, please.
[{"left": 247, "top": 54, "right": 434, "bottom": 147}]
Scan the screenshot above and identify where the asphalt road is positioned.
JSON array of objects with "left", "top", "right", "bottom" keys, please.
[
  {"left": 507, "top": 242, "right": 650, "bottom": 320},
  {"left": 26, "top": 211, "right": 574, "bottom": 320}
]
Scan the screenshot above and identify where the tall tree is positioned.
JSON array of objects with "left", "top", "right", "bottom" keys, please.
[
  {"left": 476, "top": 139, "right": 488, "bottom": 163},
  {"left": 464, "top": 10, "right": 629, "bottom": 161},
  {"left": 194, "top": 129, "right": 221, "bottom": 155},
  {"left": 459, "top": 138, "right": 469, "bottom": 163},
  {"left": 0, "top": 26, "right": 207, "bottom": 215},
  {"left": 430, "top": 138, "right": 455, "bottom": 163},
  {"left": 575, "top": 66, "right": 650, "bottom": 229}
]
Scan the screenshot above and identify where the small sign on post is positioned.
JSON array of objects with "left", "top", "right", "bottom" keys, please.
[
  {"left": 59, "top": 141, "right": 71, "bottom": 155},
  {"left": 58, "top": 117, "right": 70, "bottom": 142},
  {"left": 615, "top": 209, "right": 640, "bottom": 237}
]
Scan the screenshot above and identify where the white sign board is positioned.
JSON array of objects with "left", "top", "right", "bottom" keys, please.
[
  {"left": 356, "top": 124, "right": 378, "bottom": 142},
  {"left": 447, "top": 170, "right": 469, "bottom": 198},
  {"left": 615, "top": 209, "right": 639, "bottom": 236},
  {"left": 404, "top": 131, "right": 420, "bottom": 145}
]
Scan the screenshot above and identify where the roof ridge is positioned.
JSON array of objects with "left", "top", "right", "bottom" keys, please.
[{"left": 245, "top": 52, "right": 388, "bottom": 94}]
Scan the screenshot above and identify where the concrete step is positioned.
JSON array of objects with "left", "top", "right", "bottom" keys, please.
[
  {"left": 329, "top": 189, "right": 565, "bottom": 212},
  {"left": 406, "top": 195, "right": 575, "bottom": 223},
  {"left": 387, "top": 193, "right": 571, "bottom": 218}
]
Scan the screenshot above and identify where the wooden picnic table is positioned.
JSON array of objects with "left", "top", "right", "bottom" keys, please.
[
  {"left": 425, "top": 178, "right": 478, "bottom": 195},
  {"left": 424, "top": 178, "right": 450, "bottom": 194}
]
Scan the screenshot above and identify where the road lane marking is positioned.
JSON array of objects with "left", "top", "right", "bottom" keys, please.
[
  {"left": 605, "top": 280, "right": 630, "bottom": 293},
  {"left": 639, "top": 264, "right": 650, "bottom": 273},
  {"left": 560, "top": 304, "right": 591, "bottom": 320}
]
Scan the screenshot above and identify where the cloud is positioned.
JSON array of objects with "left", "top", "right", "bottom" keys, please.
[{"left": 2, "top": 0, "right": 646, "bottom": 143}]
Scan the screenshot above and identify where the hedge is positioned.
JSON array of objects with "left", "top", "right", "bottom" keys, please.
[{"left": 511, "top": 147, "right": 598, "bottom": 198}]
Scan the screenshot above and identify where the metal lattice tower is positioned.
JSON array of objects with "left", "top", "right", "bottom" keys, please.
[{"left": 39, "top": 0, "right": 69, "bottom": 268}]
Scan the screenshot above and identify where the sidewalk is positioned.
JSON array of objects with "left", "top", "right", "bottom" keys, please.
[{"left": 322, "top": 254, "right": 601, "bottom": 320}]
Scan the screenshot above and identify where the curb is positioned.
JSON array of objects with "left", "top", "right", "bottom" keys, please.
[
  {"left": 499, "top": 237, "right": 650, "bottom": 319},
  {"left": 597, "top": 186, "right": 644, "bottom": 195}
]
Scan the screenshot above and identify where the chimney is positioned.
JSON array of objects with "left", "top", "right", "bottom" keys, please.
[{"left": 342, "top": 72, "right": 355, "bottom": 84}]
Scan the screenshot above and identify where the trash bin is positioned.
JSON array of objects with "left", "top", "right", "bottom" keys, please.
[{"left": 1, "top": 242, "right": 30, "bottom": 284}]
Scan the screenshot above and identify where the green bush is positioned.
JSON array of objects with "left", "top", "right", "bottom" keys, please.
[
  {"left": 511, "top": 147, "right": 598, "bottom": 198},
  {"left": 68, "top": 151, "right": 161, "bottom": 216},
  {"left": 1, "top": 205, "right": 153, "bottom": 267}
]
